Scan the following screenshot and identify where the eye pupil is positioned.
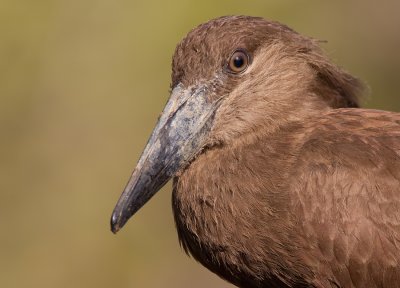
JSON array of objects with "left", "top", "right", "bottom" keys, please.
[{"left": 233, "top": 56, "right": 244, "bottom": 68}]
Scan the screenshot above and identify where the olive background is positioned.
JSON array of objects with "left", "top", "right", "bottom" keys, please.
[{"left": 1, "top": 1, "right": 399, "bottom": 287}]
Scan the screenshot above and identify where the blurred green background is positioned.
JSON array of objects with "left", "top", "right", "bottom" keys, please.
[{"left": 1, "top": 1, "right": 399, "bottom": 287}]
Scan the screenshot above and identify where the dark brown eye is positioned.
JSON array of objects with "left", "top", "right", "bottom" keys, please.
[{"left": 228, "top": 50, "right": 249, "bottom": 73}]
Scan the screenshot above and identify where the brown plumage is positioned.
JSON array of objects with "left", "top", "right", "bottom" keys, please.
[{"left": 111, "top": 16, "right": 400, "bottom": 287}]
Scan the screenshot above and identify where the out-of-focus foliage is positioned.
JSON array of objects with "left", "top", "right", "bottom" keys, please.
[{"left": 0, "top": 1, "right": 399, "bottom": 287}]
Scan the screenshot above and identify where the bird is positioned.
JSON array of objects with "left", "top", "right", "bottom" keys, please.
[{"left": 110, "top": 16, "right": 400, "bottom": 288}]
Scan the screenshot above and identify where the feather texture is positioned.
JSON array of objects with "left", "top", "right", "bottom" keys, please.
[{"left": 173, "top": 109, "right": 400, "bottom": 287}]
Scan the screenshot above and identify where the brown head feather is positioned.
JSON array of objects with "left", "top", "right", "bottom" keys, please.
[{"left": 172, "top": 15, "right": 363, "bottom": 108}]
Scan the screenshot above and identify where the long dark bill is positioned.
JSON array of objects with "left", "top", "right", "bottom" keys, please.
[{"left": 111, "top": 84, "right": 221, "bottom": 233}]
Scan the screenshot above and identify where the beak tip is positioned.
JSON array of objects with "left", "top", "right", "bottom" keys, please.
[{"left": 110, "top": 211, "right": 122, "bottom": 234}]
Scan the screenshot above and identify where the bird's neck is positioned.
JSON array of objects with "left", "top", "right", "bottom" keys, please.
[{"left": 172, "top": 121, "right": 309, "bottom": 286}]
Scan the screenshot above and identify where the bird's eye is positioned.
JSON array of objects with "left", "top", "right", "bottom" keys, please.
[{"left": 228, "top": 50, "right": 249, "bottom": 74}]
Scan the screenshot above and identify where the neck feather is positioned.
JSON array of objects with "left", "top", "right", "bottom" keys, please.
[{"left": 172, "top": 121, "right": 311, "bottom": 286}]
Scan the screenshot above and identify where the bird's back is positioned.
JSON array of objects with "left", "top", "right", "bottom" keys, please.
[{"left": 288, "top": 108, "right": 400, "bottom": 288}]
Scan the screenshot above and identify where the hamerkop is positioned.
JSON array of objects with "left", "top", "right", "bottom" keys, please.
[{"left": 111, "top": 16, "right": 400, "bottom": 287}]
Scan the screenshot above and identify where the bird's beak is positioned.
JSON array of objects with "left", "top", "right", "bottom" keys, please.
[{"left": 111, "top": 84, "right": 221, "bottom": 233}]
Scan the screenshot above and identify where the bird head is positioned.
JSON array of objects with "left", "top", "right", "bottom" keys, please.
[{"left": 111, "top": 16, "right": 363, "bottom": 233}]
